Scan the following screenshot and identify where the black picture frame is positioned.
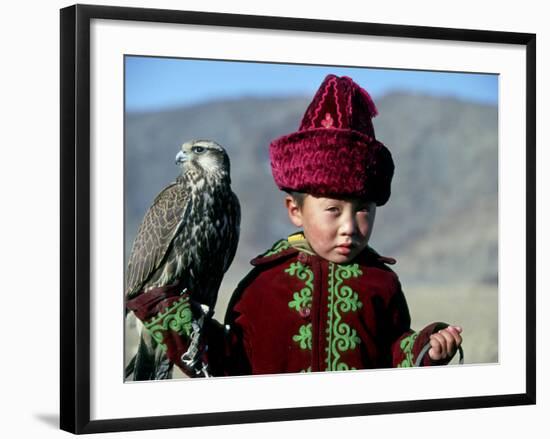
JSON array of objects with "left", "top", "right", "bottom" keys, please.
[{"left": 60, "top": 3, "right": 536, "bottom": 434}]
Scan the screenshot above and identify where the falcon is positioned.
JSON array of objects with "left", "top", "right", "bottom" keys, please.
[{"left": 125, "top": 139, "right": 240, "bottom": 379}]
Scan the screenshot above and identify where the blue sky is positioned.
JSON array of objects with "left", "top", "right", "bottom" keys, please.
[{"left": 125, "top": 56, "right": 498, "bottom": 113}]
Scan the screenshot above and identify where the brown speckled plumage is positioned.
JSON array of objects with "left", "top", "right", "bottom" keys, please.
[{"left": 126, "top": 139, "right": 240, "bottom": 310}]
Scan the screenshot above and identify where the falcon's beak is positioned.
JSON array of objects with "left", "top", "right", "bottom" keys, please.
[{"left": 175, "top": 150, "right": 187, "bottom": 165}]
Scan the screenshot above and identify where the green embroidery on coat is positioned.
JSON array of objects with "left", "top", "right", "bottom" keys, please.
[
  {"left": 286, "top": 261, "right": 314, "bottom": 372},
  {"left": 286, "top": 261, "right": 314, "bottom": 312},
  {"left": 263, "top": 239, "right": 291, "bottom": 257},
  {"left": 398, "top": 332, "right": 418, "bottom": 367},
  {"left": 325, "top": 263, "right": 363, "bottom": 371},
  {"left": 143, "top": 295, "right": 193, "bottom": 352},
  {"left": 293, "top": 323, "right": 313, "bottom": 350}
]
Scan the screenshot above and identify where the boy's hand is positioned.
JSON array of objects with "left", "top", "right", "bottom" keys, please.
[{"left": 428, "top": 326, "right": 463, "bottom": 362}]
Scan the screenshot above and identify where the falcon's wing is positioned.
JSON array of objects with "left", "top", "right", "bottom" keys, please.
[
  {"left": 126, "top": 182, "right": 190, "bottom": 298},
  {"left": 222, "top": 191, "right": 241, "bottom": 273}
]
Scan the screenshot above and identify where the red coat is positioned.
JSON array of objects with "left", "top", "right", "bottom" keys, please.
[
  {"left": 127, "top": 235, "right": 451, "bottom": 377},
  {"left": 208, "top": 235, "right": 450, "bottom": 376}
]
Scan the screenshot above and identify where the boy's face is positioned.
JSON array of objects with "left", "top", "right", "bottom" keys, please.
[{"left": 286, "top": 194, "right": 376, "bottom": 263}]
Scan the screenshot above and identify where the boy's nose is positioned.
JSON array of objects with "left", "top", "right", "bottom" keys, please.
[{"left": 339, "top": 214, "right": 357, "bottom": 235}]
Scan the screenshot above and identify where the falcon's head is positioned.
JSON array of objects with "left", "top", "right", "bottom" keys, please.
[{"left": 175, "top": 140, "right": 230, "bottom": 177}]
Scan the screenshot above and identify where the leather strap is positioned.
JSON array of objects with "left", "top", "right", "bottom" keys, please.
[{"left": 414, "top": 343, "right": 464, "bottom": 367}]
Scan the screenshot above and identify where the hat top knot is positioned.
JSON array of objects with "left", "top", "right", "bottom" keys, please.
[{"left": 299, "top": 74, "right": 378, "bottom": 138}]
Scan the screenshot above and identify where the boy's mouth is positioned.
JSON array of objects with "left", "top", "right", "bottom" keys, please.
[
  {"left": 335, "top": 243, "right": 353, "bottom": 255},
  {"left": 337, "top": 242, "right": 353, "bottom": 248}
]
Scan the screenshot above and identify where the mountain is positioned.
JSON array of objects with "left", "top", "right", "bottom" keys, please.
[{"left": 124, "top": 93, "right": 498, "bottom": 294}]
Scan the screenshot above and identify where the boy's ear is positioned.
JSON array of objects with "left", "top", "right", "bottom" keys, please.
[{"left": 285, "top": 196, "right": 303, "bottom": 227}]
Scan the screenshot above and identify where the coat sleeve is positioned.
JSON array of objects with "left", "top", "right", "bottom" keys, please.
[
  {"left": 126, "top": 285, "right": 197, "bottom": 375},
  {"left": 386, "top": 278, "right": 452, "bottom": 367},
  {"left": 125, "top": 280, "right": 254, "bottom": 377}
]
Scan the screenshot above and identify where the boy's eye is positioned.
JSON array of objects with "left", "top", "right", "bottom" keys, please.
[{"left": 326, "top": 207, "right": 340, "bottom": 213}]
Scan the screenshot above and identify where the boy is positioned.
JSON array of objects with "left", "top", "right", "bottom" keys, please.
[{"left": 127, "top": 74, "right": 462, "bottom": 377}]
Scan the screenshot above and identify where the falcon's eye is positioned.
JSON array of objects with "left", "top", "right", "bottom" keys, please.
[{"left": 192, "top": 146, "right": 206, "bottom": 154}]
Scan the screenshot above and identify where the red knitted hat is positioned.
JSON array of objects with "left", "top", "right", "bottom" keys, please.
[{"left": 269, "top": 74, "right": 394, "bottom": 205}]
